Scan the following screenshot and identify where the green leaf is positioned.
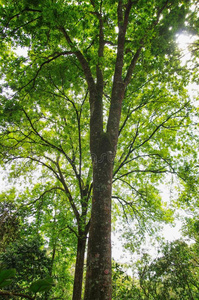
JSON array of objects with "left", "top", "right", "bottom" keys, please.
[
  {"left": 0, "top": 269, "right": 16, "bottom": 287},
  {"left": 0, "top": 279, "right": 13, "bottom": 288},
  {"left": 29, "top": 277, "right": 54, "bottom": 293}
]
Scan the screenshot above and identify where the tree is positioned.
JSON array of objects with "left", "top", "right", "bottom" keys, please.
[
  {"left": 0, "top": 238, "right": 52, "bottom": 299},
  {"left": 0, "top": 1, "right": 198, "bottom": 299},
  {"left": 112, "top": 262, "right": 144, "bottom": 299},
  {"left": 0, "top": 200, "right": 56, "bottom": 299},
  {"left": 0, "top": 268, "right": 54, "bottom": 300},
  {"left": 0, "top": 197, "right": 20, "bottom": 252},
  {"left": 136, "top": 240, "right": 199, "bottom": 299},
  {"left": 112, "top": 239, "right": 199, "bottom": 300}
]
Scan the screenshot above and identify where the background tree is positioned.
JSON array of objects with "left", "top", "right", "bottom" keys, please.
[
  {"left": 0, "top": 0, "right": 198, "bottom": 299},
  {"left": 0, "top": 198, "right": 55, "bottom": 299},
  {"left": 0, "top": 66, "right": 91, "bottom": 299},
  {"left": 0, "top": 196, "right": 20, "bottom": 252},
  {"left": 111, "top": 238, "right": 199, "bottom": 300},
  {"left": 136, "top": 240, "right": 199, "bottom": 299},
  {"left": 112, "top": 262, "right": 144, "bottom": 299},
  {"left": 0, "top": 238, "right": 52, "bottom": 299}
]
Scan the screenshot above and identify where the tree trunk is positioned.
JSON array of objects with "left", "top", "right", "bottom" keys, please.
[
  {"left": 84, "top": 134, "right": 113, "bottom": 300},
  {"left": 72, "top": 235, "right": 87, "bottom": 300}
]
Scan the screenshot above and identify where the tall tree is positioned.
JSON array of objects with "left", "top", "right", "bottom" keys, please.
[{"left": 0, "top": 1, "right": 198, "bottom": 299}]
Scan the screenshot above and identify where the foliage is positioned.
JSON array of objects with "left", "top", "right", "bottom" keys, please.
[
  {"left": 112, "top": 239, "right": 199, "bottom": 299},
  {"left": 0, "top": 268, "right": 54, "bottom": 300},
  {"left": 0, "top": 203, "right": 74, "bottom": 299},
  {"left": 0, "top": 268, "right": 16, "bottom": 289},
  {"left": 0, "top": 0, "right": 198, "bottom": 298},
  {"left": 0, "top": 0, "right": 197, "bottom": 245},
  {"left": 0, "top": 238, "right": 52, "bottom": 294},
  {"left": 112, "top": 262, "right": 143, "bottom": 299},
  {"left": 0, "top": 198, "right": 20, "bottom": 252},
  {"left": 29, "top": 277, "right": 54, "bottom": 294},
  {"left": 136, "top": 240, "right": 199, "bottom": 299}
]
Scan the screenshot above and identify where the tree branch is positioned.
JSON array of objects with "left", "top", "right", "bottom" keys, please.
[
  {"left": 8, "top": 17, "right": 42, "bottom": 36},
  {"left": 27, "top": 156, "right": 60, "bottom": 179},
  {"left": 56, "top": 157, "right": 80, "bottom": 222},
  {"left": 124, "top": 0, "right": 171, "bottom": 88},
  {"left": 59, "top": 27, "right": 96, "bottom": 94},
  {"left": 91, "top": 0, "right": 104, "bottom": 100},
  {"left": 132, "top": 103, "right": 190, "bottom": 153},
  {"left": 59, "top": 26, "right": 105, "bottom": 143},
  {"left": 66, "top": 225, "right": 79, "bottom": 238},
  {"left": 114, "top": 121, "right": 139, "bottom": 177},
  {"left": 107, "top": 0, "right": 134, "bottom": 148},
  {"left": 20, "top": 51, "right": 74, "bottom": 91},
  {"left": 115, "top": 0, "right": 133, "bottom": 82},
  {"left": 22, "top": 108, "right": 80, "bottom": 180},
  {"left": 113, "top": 168, "right": 169, "bottom": 183},
  {"left": 2, "top": 7, "right": 42, "bottom": 35},
  {"left": 27, "top": 186, "right": 65, "bottom": 206},
  {"left": 78, "top": 90, "right": 89, "bottom": 195},
  {"left": 119, "top": 100, "right": 148, "bottom": 136},
  {"left": 124, "top": 46, "right": 142, "bottom": 87},
  {"left": 0, "top": 290, "right": 34, "bottom": 300}
]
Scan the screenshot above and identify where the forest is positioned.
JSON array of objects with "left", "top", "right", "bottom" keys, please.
[{"left": 0, "top": 0, "right": 199, "bottom": 299}]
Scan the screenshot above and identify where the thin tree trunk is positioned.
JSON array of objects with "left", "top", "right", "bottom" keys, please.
[
  {"left": 72, "top": 235, "right": 87, "bottom": 300},
  {"left": 49, "top": 242, "right": 56, "bottom": 277}
]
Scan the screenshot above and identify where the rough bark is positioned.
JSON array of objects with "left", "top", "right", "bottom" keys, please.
[{"left": 84, "top": 133, "right": 113, "bottom": 300}]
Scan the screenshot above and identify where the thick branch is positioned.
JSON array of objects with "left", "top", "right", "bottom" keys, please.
[
  {"left": 59, "top": 27, "right": 96, "bottom": 94},
  {"left": 91, "top": 0, "right": 104, "bottom": 100},
  {"left": 77, "top": 90, "right": 89, "bottom": 193},
  {"left": 107, "top": 0, "right": 133, "bottom": 148},
  {"left": 114, "top": 0, "right": 133, "bottom": 82},
  {"left": 60, "top": 26, "right": 104, "bottom": 141},
  {"left": 124, "top": 46, "right": 142, "bottom": 86},
  {"left": 124, "top": 0, "right": 171, "bottom": 88}
]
